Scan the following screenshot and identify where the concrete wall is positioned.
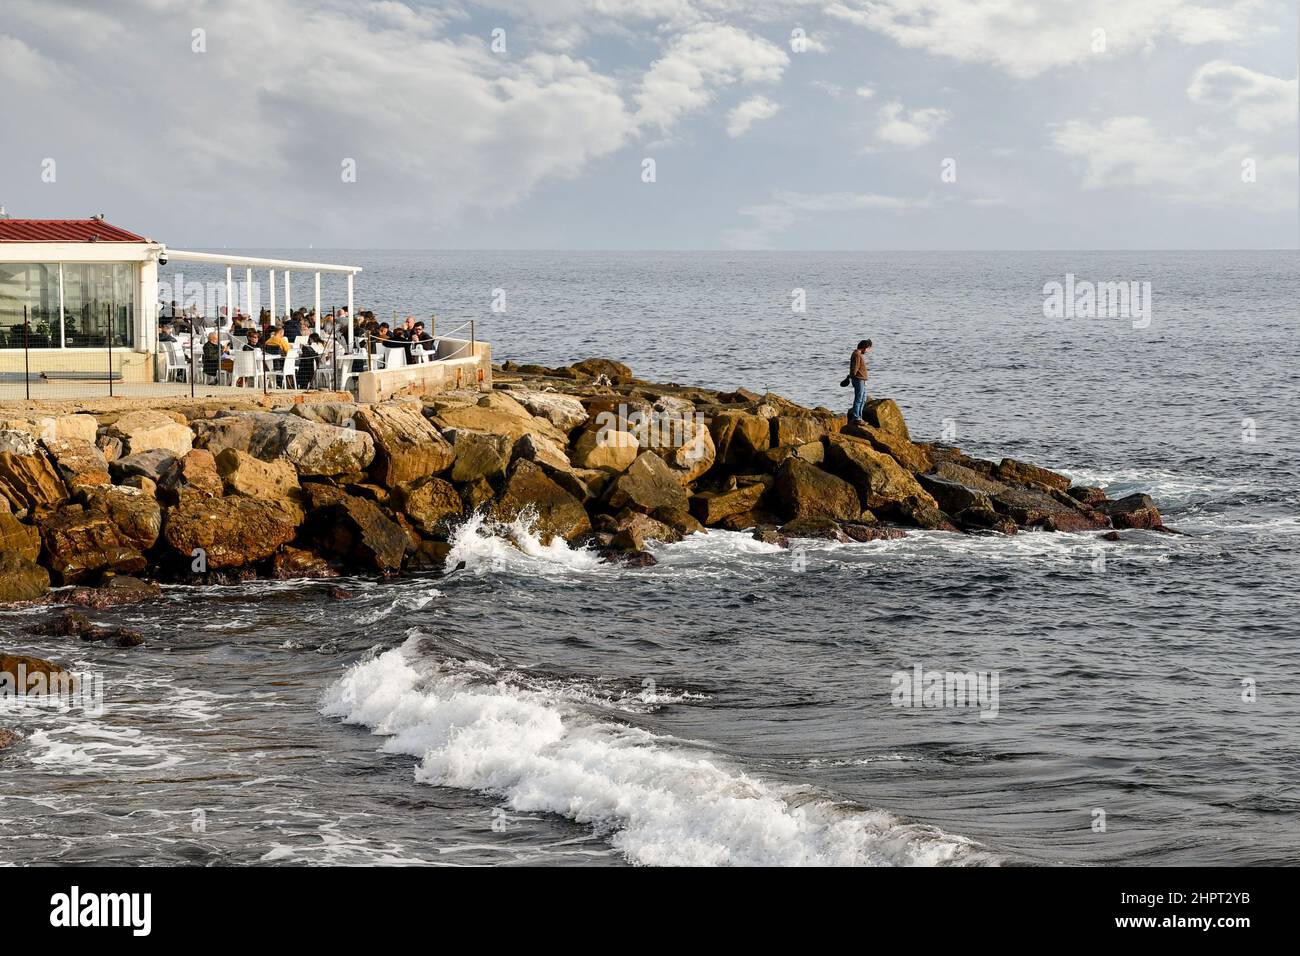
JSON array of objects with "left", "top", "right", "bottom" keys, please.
[
  {"left": 356, "top": 337, "right": 492, "bottom": 403},
  {"left": 0, "top": 348, "right": 154, "bottom": 382}
]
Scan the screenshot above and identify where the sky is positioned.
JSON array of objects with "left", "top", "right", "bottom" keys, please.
[{"left": 0, "top": 0, "right": 1296, "bottom": 250}]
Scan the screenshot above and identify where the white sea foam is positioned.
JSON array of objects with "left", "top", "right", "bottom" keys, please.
[
  {"left": 446, "top": 510, "right": 606, "bottom": 574},
  {"left": 321, "top": 638, "right": 998, "bottom": 866}
]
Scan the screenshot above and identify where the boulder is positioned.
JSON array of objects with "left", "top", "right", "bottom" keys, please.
[
  {"left": 995, "top": 458, "right": 1071, "bottom": 492},
  {"left": 779, "top": 516, "right": 852, "bottom": 541},
  {"left": 42, "top": 438, "right": 111, "bottom": 490},
  {"left": 691, "top": 482, "right": 766, "bottom": 526},
  {"left": 491, "top": 459, "right": 592, "bottom": 543},
  {"left": 395, "top": 476, "right": 463, "bottom": 534},
  {"left": 1, "top": 653, "right": 69, "bottom": 692},
  {"left": 306, "top": 493, "right": 409, "bottom": 574},
  {"left": 513, "top": 391, "right": 588, "bottom": 432},
  {"left": 431, "top": 402, "right": 566, "bottom": 445},
  {"left": 109, "top": 448, "right": 177, "bottom": 484},
  {"left": 842, "top": 523, "right": 908, "bottom": 542},
  {"left": 843, "top": 421, "right": 933, "bottom": 473},
  {"left": 290, "top": 402, "right": 359, "bottom": 427},
  {"left": 81, "top": 485, "right": 162, "bottom": 551},
  {"left": 571, "top": 357, "right": 633, "bottom": 382},
  {"left": 354, "top": 402, "right": 453, "bottom": 488},
  {"left": 863, "top": 399, "right": 910, "bottom": 439},
  {"left": 158, "top": 448, "right": 224, "bottom": 503},
  {"left": 774, "top": 458, "right": 861, "bottom": 523},
  {"left": 0, "top": 413, "right": 97, "bottom": 445},
  {"left": 215, "top": 448, "right": 305, "bottom": 524},
  {"left": 709, "top": 410, "right": 770, "bottom": 468},
  {"left": 1103, "top": 493, "right": 1164, "bottom": 530},
  {"left": 654, "top": 506, "right": 706, "bottom": 537},
  {"left": 0, "top": 450, "right": 69, "bottom": 516},
  {"left": 39, "top": 505, "right": 147, "bottom": 584},
  {"left": 162, "top": 496, "right": 298, "bottom": 570},
  {"left": 605, "top": 451, "right": 690, "bottom": 515},
  {"left": 609, "top": 512, "right": 682, "bottom": 551},
  {"left": 1068, "top": 485, "right": 1108, "bottom": 506},
  {"left": 0, "top": 512, "right": 40, "bottom": 561},
  {"left": 954, "top": 507, "right": 1019, "bottom": 535},
  {"left": 991, "top": 487, "right": 1095, "bottom": 528},
  {"left": 447, "top": 430, "right": 512, "bottom": 484},
  {"left": 917, "top": 473, "right": 993, "bottom": 514},
  {"left": 0, "top": 552, "right": 50, "bottom": 604},
  {"left": 0, "top": 728, "right": 18, "bottom": 751},
  {"left": 460, "top": 477, "right": 495, "bottom": 513},
  {"left": 0, "top": 429, "right": 40, "bottom": 456},
  {"left": 930, "top": 459, "right": 1008, "bottom": 496},
  {"left": 271, "top": 546, "right": 338, "bottom": 579},
  {"left": 771, "top": 416, "right": 828, "bottom": 447},
  {"left": 571, "top": 427, "right": 639, "bottom": 472},
  {"left": 106, "top": 409, "right": 194, "bottom": 457},
  {"left": 54, "top": 575, "right": 161, "bottom": 608},
  {"left": 645, "top": 413, "right": 715, "bottom": 483},
  {"left": 95, "top": 433, "right": 124, "bottom": 462},
  {"left": 251, "top": 413, "right": 376, "bottom": 477},
  {"left": 824, "top": 435, "right": 936, "bottom": 514}
]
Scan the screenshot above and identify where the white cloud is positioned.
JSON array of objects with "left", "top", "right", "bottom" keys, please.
[
  {"left": 876, "top": 101, "right": 950, "bottom": 147},
  {"left": 723, "top": 189, "right": 929, "bottom": 246},
  {"left": 826, "top": 0, "right": 1266, "bottom": 78},
  {"left": 1188, "top": 60, "right": 1298, "bottom": 132},
  {"left": 854, "top": 85, "right": 876, "bottom": 99},
  {"left": 1050, "top": 115, "right": 1296, "bottom": 209},
  {"left": 727, "top": 95, "right": 781, "bottom": 136},
  {"left": 636, "top": 22, "right": 789, "bottom": 129}
]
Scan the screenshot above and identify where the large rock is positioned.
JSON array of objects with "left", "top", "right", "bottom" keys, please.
[
  {"left": 163, "top": 496, "right": 299, "bottom": 570},
  {"left": 431, "top": 402, "right": 566, "bottom": 445},
  {"left": 863, "top": 399, "right": 910, "bottom": 440},
  {"left": 644, "top": 413, "right": 716, "bottom": 483},
  {"left": 824, "top": 435, "right": 936, "bottom": 514},
  {"left": 995, "top": 458, "right": 1071, "bottom": 492},
  {"left": 513, "top": 391, "right": 588, "bottom": 432},
  {"left": 512, "top": 432, "right": 573, "bottom": 474},
  {"left": 158, "top": 448, "right": 224, "bottom": 503},
  {"left": 0, "top": 512, "right": 40, "bottom": 561},
  {"left": 248, "top": 413, "right": 375, "bottom": 477},
  {"left": 774, "top": 458, "right": 861, "bottom": 523},
  {"left": 1, "top": 653, "right": 69, "bottom": 691},
  {"left": 771, "top": 416, "right": 828, "bottom": 447},
  {"left": 0, "top": 450, "right": 69, "bottom": 516},
  {"left": 215, "top": 448, "right": 304, "bottom": 524},
  {"left": 917, "top": 473, "right": 993, "bottom": 515},
  {"left": 492, "top": 459, "right": 592, "bottom": 543},
  {"left": 106, "top": 410, "right": 194, "bottom": 457},
  {"left": 571, "top": 357, "right": 633, "bottom": 382},
  {"left": 843, "top": 421, "right": 933, "bottom": 473},
  {"left": 605, "top": 451, "right": 690, "bottom": 515},
  {"left": 930, "top": 459, "right": 1008, "bottom": 496},
  {"left": 0, "top": 413, "right": 97, "bottom": 445},
  {"left": 290, "top": 402, "right": 359, "bottom": 427},
  {"left": 42, "top": 438, "right": 111, "bottom": 490},
  {"left": 354, "top": 402, "right": 453, "bottom": 488},
  {"left": 81, "top": 485, "right": 162, "bottom": 551},
  {"left": 39, "top": 504, "right": 147, "bottom": 584},
  {"left": 109, "top": 448, "right": 178, "bottom": 484},
  {"left": 691, "top": 482, "right": 766, "bottom": 526},
  {"left": 395, "top": 476, "right": 463, "bottom": 534},
  {"left": 0, "top": 429, "right": 40, "bottom": 456},
  {"left": 709, "top": 410, "right": 770, "bottom": 468},
  {"left": 1102, "top": 493, "right": 1163, "bottom": 530},
  {"left": 447, "top": 430, "right": 512, "bottom": 484},
  {"left": 0, "top": 552, "right": 50, "bottom": 603},
  {"left": 310, "top": 494, "right": 409, "bottom": 573},
  {"left": 571, "top": 427, "right": 639, "bottom": 472},
  {"left": 991, "top": 487, "right": 1104, "bottom": 530}
]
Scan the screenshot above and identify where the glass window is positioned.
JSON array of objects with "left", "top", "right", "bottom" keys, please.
[
  {"left": 0, "top": 263, "right": 60, "bottom": 349},
  {"left": 61, "top": 263, "right": 136, "bottom": 348}
]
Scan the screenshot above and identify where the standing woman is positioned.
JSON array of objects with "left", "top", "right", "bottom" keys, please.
[{"left": 848, "top": 339, "right": 872, "bottom": 424}]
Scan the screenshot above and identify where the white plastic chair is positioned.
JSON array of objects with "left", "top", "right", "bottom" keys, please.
[
  {"left": 271, "top": 350, "right": 299, "bottom": 389},
  {"left": 163, "top": 342, "right": 190, "bottom": 382},
  {"left": 229, "top": 349, "right": 265, "bottom": 389},
  {"left": 383, "top": 345, "right": 407, "bottom": 369}
]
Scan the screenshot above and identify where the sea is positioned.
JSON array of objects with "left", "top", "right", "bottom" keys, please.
[{"left": 1, "top": 250, "right": 1297, "bottom": 866}]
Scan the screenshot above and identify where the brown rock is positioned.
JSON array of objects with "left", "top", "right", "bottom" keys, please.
[
  {"left": 39, "top": 505, "right": 147, "bottom": 585},
  {"left": 863, "top": 399, "right": 910, "bottom": 439},
  {"left": 492, "top": 459, "right": 592, "bottom": 544},
  {"left": 844, "top": 421, "right": 933, "bottom": 473},
  {"left": 995, "top": 458, "right": 1071, "bottom": 492},
  {"left": 163, "top": 496, "right": 298, "bottom": 570},
  {"left": 447, "top": 430, "right": 512, "bottom": 483},
  {"left": 0, "top": 450, "right": 69, "bottom": 516},
  {"left": 774, "top": 458, "right": 861, "bottom": 523},
  {"left": 158, "top": 448, "right": 224, "bottom": 503},
  {"left": 0, "top": 552, "right": 51, "bottom": 604},
  {"left": 395, "top": 476, "right": 463, "bottom": 534},
  {"left": 54, "top": 575, "right": 161, "bottom": 608},
  {"left": 0, "top": 512, "right": 40, "bottom": 561},
  {"left": 653, "top": 506, "right": 706, "bottom": 537},
  {"left": 842, "top": 523, "right": 908, "bottom": 542},
  {"left": 43, "top": 438, "right": 111, "bottom": 490},
  {"left": 691, "top": 482, "right": 766, "bottom": 526},
  {"left": 1, "top": 653, "right": 71, "bottom": 693},
  {"left": 310, "top": 494, "right": 409, "bottom": 573},
  {"left": 709, "top": 410, "right": 770, "bottom": 468},
  {"left": 953, "top": 507, "right": 1019, "bottom": 535},
  {"left": 1068, "top": 485, "right": 1108, "bottom": 506},
  {"left": 824, "top": 435, "right": 936, "bottom": 515},
  {"left": 779, "top": 516, "right": 852, "bottom": 541},
  {"left": 106, "top": 409, "right": 194, "bottom": 457},
  {"left": 354, "top": 402, "right": 454, "bottom": 488},
  {"left": 571, "top": 357, "right": 633, "bottom": 383},
  {"left": 460, "top": 477, "right": 495, "bottom": 513},
  {"left": 215, "top": 448, "right": 305, "bottom": 523},
  {"left": 271, "top": 546, "right": 338, "bottom": 579},
  {"left": 917, "top": 473, "right": 993, "bottom": 514},
  {"left": 771, "top": 416, "right": 828, "bottom": 447},
  {"left": 605, "top": 451, "right": 690, "bottom": 515},
  {"left": 570, "top": 427, "right": 639, "bottom": 472},
  {"left": 81, "top": 485, "right": 162, "bottom": 551},
  {"left": 0, "top": 728, "right": 19, "bottom": 751},
  {"left": 1103, "top": 493, "right": 1164, "bottom": 530}
]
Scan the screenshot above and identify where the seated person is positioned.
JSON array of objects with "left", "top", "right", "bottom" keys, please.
[
  {"left": 158, "top": 324, "right": 178, "bottom": 343},
  {"left": 283, "top": 313, "right": 302, "bottom": 340},
  {"left": 202, "top": 332, "right": 223, "bottom": 382},
  {"left": 297, "top": 333, "right": 324, "bottom": 389}
]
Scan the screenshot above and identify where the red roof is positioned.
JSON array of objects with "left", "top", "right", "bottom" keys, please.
[{"left": 0, "top": 219, "right": 148, "bottom": 242}]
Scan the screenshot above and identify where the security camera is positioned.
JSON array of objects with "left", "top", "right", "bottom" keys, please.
[{"left": 158, "top": 254, "right": 168, "bottom": 265}]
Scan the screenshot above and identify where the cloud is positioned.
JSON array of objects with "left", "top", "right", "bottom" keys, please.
[
  {"left": 1188, "top": 60, "right": 1298, "bottom": 132},
  {"left": 876, "top": 101, "right": 950, "bottom": 147},
  {"left": 826, "top": 0, "right": 1266, "bottom": 78},
  {"left": 636, "top": 22, "right": 789, "bottom": 129},
  {"left": 723, "top": 189, "right": 929, "bottom": 246},
  {"left": 727, "top": 95, "right": 781, "bottom": 136},
  {"left": 1050, "top": 115, "right": 1297, "bottom": 209}
]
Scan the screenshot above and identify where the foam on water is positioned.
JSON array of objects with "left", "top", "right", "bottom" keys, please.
[
  {"left": 446, "top": 510, "right": 607, "bottom": 574},
  {"left": 321, "top": 637, "right": 999, "bottom": 866}
]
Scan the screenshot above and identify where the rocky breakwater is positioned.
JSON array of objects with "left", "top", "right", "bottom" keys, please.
[{"left": 0, "top": 358, "right": 1174, "bottom": 607}]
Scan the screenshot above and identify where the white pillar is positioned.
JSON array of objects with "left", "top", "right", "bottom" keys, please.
[
  {"left": 245, "top": 267, "right": 252, "bottom": 319},
  {"left": 269, "top": 269, "right": 276, "bottom": 323},
  {"left": 314, "top": 272, "right": 321, "bottom": 333},
  {"left": 225, "top": 266, "right": 233, "bottom": 329},
  {"left": 284, "top": 270, "right": 291, "bottom": 319},
  {"left": 346, "top": 272, "right": 354, "bottom": 341}
]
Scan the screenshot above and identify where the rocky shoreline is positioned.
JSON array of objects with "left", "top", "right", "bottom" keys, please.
[{"left": 1, "top": 355, "right": 1169, "bottom": 701}]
